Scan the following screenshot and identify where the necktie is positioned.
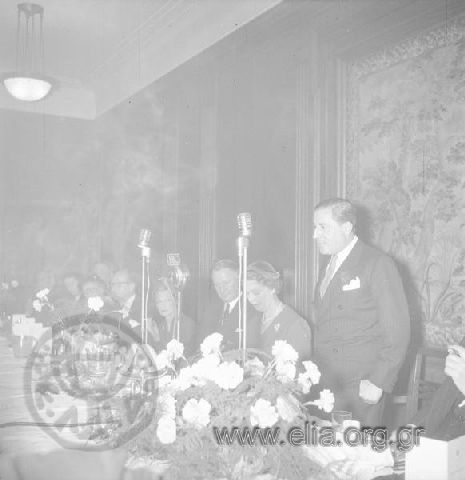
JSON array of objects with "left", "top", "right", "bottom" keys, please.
[
  {"left": 319, "top": 255, "right": 338, "bottom": 298},
  {"left": 221, "top": 303, "right": 229, "bottom": 326}
]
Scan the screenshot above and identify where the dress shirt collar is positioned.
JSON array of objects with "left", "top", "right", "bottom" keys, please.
[
  {"left": 225, "top": 296, "right": 240, "bottom": 314},
  {"left": 121, "top": 294, "right": 136, "bottom": 317},
  {"left": 334, "top": 235, "right": 358, "bottom": 272}
]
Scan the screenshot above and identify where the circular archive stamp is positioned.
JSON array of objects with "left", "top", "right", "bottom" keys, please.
[{"left": 23, "top": 313, "right": 159, "bottom": 450}]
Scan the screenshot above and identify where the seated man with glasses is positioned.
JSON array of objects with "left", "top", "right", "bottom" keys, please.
[{"left": 110, "top": 269, "right": 144, "bottom": 341}]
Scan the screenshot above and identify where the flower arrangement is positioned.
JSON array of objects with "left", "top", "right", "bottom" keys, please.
[
  {"left": 32, "top": 288, "right": 54, "bottom": 313},
  {"left": 128, "top": 334, "right": 334, "bottom": 480},
  {"left": 31, "top": 287, "right": 62, "bottom": 327}
]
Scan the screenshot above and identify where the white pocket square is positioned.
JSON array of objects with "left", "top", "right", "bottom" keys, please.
[
  {"left": 128, "top": 319, "right": 140, "bottom": 328},
  {"left": 342, "top": 276, "right": 360, "bottom": 291}
]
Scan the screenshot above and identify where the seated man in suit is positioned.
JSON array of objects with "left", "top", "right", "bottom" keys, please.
[
  {"left": 110, "top": 269, "right": 143, "bottom": 342},
  {"left": 81, "top": 275, "right": 115, "bottom": 310},
  {"left": 198, "top": 259, "right": 261, "bottom": 352},
  {"left": 410, "top": 341, "right": 465, "bottom": 440}
]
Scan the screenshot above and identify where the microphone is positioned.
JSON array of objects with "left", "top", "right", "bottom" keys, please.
[
  {"left": 166, "top": 253, "right": 181, "bottom": 267},
  {"left": 166, "top": 253, "right": 190, "bottom": 291},
  {"left": 138, "top": 229, "right": 151, "bottom": 259},
  {"left": 138, "top": 229, "right": 151, "bottom": 249},
  {"left": 237, "top": 212, "right": 252, "bottom": 237}
]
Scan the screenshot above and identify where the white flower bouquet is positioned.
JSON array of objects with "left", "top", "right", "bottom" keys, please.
[
  {"left": 128, "top": 334, "right": 334, "bottom": 480},
  {"left": 30, "top": 287, "right": 63, "bottom": 327}
]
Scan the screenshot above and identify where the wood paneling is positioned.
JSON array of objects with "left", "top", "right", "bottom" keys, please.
[
  {"left": 159, "top": 5, "right": 344, "bottom": 322},
  {"left": 197, "top": 74, "right": 219, "bottom": 320}
]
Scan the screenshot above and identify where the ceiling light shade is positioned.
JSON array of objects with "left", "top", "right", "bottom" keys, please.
[
  {"left": 3, "top": 3, "right": 53, "bottom": 102},
  {"left": 3, "top": 75, "right": 52, "bottom": 102}
]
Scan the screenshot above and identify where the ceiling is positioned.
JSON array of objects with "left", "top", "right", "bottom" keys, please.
[
  {"left": 229, "top": 0, "right": 465, "bottom": 61},
  {"left": 0, "top": 0, "right": 283, "bottom": 118},
  {"left": 1, "top": 0, "right": 465, "bottom": 120}
]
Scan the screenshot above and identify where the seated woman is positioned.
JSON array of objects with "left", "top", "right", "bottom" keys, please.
[
  {"left": 247, "top": 261, "right": 312, "bottom": 361},
  {"left": 150, "top": 280, "right": 196, "bottom": 358},
  {"left": 410, "top": 341, "right": 465, "bottom": 440},
  {"left": 53, "top": 272, "right": 85, "bottom": 317}
]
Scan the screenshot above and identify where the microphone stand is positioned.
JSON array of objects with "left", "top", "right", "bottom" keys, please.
[
  {"left": 237, "top": 235, "right": 249, "bottom": 366},
  {"left": 140, "top": 245, "right": 150, "bottom": 345},
  {"left": 165, "top": 263, "right": 189, "bottom": 344},
  {"left": 175, "top": 290, "right": 181, "bottom": 342}
]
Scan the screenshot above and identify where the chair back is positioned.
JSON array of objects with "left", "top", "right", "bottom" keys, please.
[{"left": 392, "top": 346, "right": 447, "bottom": 422}]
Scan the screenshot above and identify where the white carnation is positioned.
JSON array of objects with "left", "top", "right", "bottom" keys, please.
[
  {"left": 192, "top": 354, "right": 220, "bottom": 383},
  {"left": 166, "top": 339, "right": 184, "bottom": 361},
  {"left": 313, "top": 389, "right": 335, "bottom": 413},
  {"left": 156, "top": 415, "right": 176, "bottom": 444},
  {"left": 297, "top": 372, "right": 313, "bottom": 394},
  {"left": 250, "top": 399, "right": 279, "bottom": 428},
  {"left": 36, "top": 288, "right": 50, "bottom": 300},
  {"left": 155, "top": 350, "right": 170, "bottom": 370},
  {"left": 200, "top": 332, "right": 223, "bottom": 356},
  {"left": 32, "top": 299, "right": 42, "bottom": 312},
  {"left": 271, "top": 340, "right": 298, "bottom": 364},
  {"left": 302, "top": 360, "right": 321, "bottom": 385},
  {"left": 215, "top": 361, "right": 244, "bottom": 390},
  {"left": 172, "top": 366, "right": 196, "bottom": 391},
  {"left": 87, "top": 296, "right": 104, "bottom": 312},
  {"left": 275, "top": 360, "right": 296, "bottom": 383},
  {"left": 182, "top": 398, "right": 212, "bottom": 428}
]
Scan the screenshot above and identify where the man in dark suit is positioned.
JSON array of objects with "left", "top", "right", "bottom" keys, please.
[
  {"left": 198, "top": 259, "right": 261, "bottom": 352},
  {"left": 313, "top": 198, "right": 410, "bottom": 426},
  {"left": 110, "top": 269, "right": 143, "bottom": 342},
  {"left": 411, "top": 341, "right": 465, "bottom": 440}
]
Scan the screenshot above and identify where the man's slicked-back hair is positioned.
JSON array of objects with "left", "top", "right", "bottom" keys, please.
[
  {"left": 211, "top": 259, "right": 238, "bottom": 273},
  {"left": 315, "top": 197, "right": 357, "bottom": 228}
]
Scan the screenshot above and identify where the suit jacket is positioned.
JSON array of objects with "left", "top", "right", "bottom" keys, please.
[
  {"left": 198, "top": 297, "right": 261, "bottom": 352},
  {"left": 412, "top": 375, "right": 465, "bottom": 440},
  {"left": 313, "top": 240, "right": 410, "bottom": 393},
  {"left": 259, "top": 305, "right": 312, "bottom": 361},
  {"left": 411, "top": 337, "right": 465, "bottom": 440}
]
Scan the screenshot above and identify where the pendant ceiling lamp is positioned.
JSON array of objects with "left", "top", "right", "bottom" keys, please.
[{"left": 3, "top": 3, "right": 53, "bottom": 102}]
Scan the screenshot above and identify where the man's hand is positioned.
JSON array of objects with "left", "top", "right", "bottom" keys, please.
[
  {"left": 445, "top": 344, "right": 465, "bottom": 395},
  {"left": 359, "top": 379, "right": 383, "bottom": 404}
]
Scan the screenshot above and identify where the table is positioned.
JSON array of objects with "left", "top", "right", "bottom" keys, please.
[
  {"left": 0, "top": 333, "right": 403, "bottom": 480},
  {"left": 0, "top": 334, "right": 159, "bottom": 480}
]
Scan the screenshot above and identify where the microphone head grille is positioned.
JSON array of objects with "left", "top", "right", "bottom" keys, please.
[
  {"left": 138, "top": 229, "right": 152, "bottom": 248},
  {"left": 237, "top": 212, "right": 252, "bottom": 237}
]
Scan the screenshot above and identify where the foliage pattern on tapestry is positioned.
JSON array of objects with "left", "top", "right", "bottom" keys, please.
[{"left": 351, "top": 33, "right": 465, "bottom": 346}]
